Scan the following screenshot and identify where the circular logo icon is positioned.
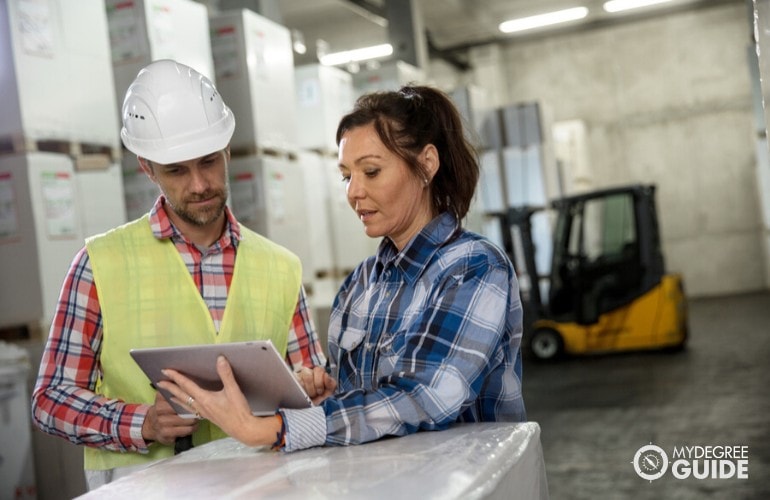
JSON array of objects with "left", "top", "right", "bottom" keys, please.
[{"left": 632, "top": 444, "right": 668, "bottom": 481}]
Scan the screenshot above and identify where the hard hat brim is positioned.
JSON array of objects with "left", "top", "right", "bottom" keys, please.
[{"left": 122, "top": 111, "right": 235, "bottom": 165}]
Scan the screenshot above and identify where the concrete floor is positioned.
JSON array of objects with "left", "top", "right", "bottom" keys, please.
[{"left": 522, "top": 291, "right": 770, "bottom": 500}]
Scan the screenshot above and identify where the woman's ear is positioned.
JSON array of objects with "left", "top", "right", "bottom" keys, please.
[{"left": 421, "top": 144, "right": 439, "bottom": 182}]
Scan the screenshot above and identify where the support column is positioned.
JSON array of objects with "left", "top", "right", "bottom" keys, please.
[{"left": 385, "top": 0, "right": 428, "bottom": 69}]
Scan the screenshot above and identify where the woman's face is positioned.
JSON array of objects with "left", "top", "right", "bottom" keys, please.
[{"left": 338, "top": 124, "right": 435, "bottom": 250}]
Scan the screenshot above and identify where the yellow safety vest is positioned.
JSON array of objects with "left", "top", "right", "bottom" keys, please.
[{"left": 83, "top": 216, "right": 301, "bottom": 470}]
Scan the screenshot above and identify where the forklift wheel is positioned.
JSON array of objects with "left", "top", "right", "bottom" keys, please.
[{"left": 530, "top": 328, "right": 564, "bottom": 361}]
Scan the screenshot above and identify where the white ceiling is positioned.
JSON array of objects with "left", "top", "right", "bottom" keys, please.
[{"left": 275, "top": 0, "right": 741, "bottom": 68}]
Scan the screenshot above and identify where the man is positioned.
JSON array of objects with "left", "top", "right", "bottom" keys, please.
[{"left": 30, "top": 59, "right": 326, "bottom": 489}]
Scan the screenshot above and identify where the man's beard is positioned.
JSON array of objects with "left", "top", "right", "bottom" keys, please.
[{"left": 169, "top": 189, "right": 228, "bottom": 227}]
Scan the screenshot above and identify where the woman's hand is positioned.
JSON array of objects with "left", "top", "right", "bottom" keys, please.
[
  {"left": 157, "top": 355, "right": 279, "bottom": 447},
  {"left": 295, "top": 366, "right": 337, "bottom": 405}
]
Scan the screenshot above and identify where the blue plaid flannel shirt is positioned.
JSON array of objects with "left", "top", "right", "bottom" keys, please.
[{"left": 281, "top": 212, "right": 526, "bottom": 451}]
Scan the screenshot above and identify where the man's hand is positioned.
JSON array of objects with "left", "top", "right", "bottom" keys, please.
[
  {"left": 295, "top": 366, "right": 337, "bottom": 405},
  {"left": 141, "top": 391, "right": 197, "bottom": 445}
]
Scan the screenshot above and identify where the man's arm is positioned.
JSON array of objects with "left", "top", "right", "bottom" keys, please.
[
  {"left": 284, "top": 286, "right": 327, "bottom": 370},
  {"left": 30, "top": 247, "right": 152, "bottom": 452}
]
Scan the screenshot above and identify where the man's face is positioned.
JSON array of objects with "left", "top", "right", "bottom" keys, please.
[{"left": 142, "top": 149, "right": 230, "bottom": 229}]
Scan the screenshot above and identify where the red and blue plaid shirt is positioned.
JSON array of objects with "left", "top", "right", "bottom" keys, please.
[{"left": 31, "top": 196, "right": 325, "bottom": 453}]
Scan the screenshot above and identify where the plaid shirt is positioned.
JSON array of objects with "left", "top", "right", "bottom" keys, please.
[
  {"left": 281, "top": 212, "right": 526, "bottom": 451},
  {"left": 31, "top": 196, "right": 325, "bottom": 453}
]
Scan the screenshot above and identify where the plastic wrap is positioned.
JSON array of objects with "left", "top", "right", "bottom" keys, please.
[{"left": 78, "top": 422, "right": 548, "bottom": 499}]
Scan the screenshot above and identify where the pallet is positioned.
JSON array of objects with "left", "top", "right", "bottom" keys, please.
[
  {"left": 0, "top": 135, "right": 121, "bottom": 171},
  {"left": 305, "top": 147, "right": 339, "bottom": 160},
  {"left": 229, "top": 145, "right": 299, "bottom": 161},
  {"left": 0, "top": 321, "right": 44, "bottom": 342}
]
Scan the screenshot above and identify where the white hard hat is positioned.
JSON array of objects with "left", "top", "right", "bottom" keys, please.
[{"left": 120, "top": 59, "right": 235, "bottom": 164}]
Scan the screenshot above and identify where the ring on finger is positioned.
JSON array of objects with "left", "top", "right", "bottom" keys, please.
[{"left": 186, "top": 395, "right": 195, "bottom": 407}]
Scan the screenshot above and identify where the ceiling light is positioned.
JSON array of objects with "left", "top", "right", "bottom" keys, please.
[
  {"left": 291, "top": 29, "right": 306, "bottom": 55},
  {"left": 499, "top": 7, "right": 589, "bottom": 34},
  {"left": 319, "top": 43, "right": 393, "bottom": 66},
  {"left": 603, "top": 0, "right": 673, "bottom": 13}
]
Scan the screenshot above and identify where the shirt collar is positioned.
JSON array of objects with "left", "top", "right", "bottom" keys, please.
[
  {"left": 148, "top": 195, "right": 242, "bottom": 248},
  {"left": 375, "top": 212, "right": 460, "bottom": 285}
]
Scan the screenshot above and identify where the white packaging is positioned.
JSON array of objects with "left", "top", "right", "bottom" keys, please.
[
  {"left": 76, "top": 422, "right": 549, "bottom": 499},
  {"left": 478, "top": 150, "right": 506, "bottom": 213},
  {"left": 0, "top": 0, "right": 119, "bottom": 147},
  {"left": 294, "top": 64, "right": 354, "bottom": 153},
  {"left": 503, "top": 146, "right": 547, "bottom": 208},
  {"left": 106, "top": 0, "right": 215, "bottom": 118},
  {"left": 295, "top": 151, "right": 334, "bottom": 278},
  {"left": 209, "top": 9, "right": 297, "bottom": 153},
  {"left": 75, "top": 162, "right": 128, "bottom": 238},
  {"left": 0, "top": 153, "right": 84, "bottom": 330},
  {"left": 228, "top": 154, "right": 313, "bottom": 285},
  {"left": 351, "top": 60, "right": 425, "bottom": 96},
  {"left": 0, "top": 342, "right": 36, "bottom": 500},
  {"left": 450, "top": 85, "right": 497, "bottom": 151},
  {"left": 120, "top": 151, "right": 159, "bottom": 221}
]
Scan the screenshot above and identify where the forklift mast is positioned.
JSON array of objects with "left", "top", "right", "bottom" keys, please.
[{"left": 506, "top": 206, "right": 547, "bottom": 325}]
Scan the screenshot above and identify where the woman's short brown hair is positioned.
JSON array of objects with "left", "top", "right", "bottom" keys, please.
[{"left": 336, "top": 85, "right": 479, "bottom": 221}]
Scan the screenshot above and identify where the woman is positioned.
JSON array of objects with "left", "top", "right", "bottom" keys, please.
[{"left": 160, "top": 85, "right": 527, "bottom": 452}]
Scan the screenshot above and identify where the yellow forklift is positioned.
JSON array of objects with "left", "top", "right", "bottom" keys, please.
[{"left": 501, "top": 184, "right": 688, "bottom": 361}]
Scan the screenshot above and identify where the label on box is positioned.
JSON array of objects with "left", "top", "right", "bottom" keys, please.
[
  {"left": 40, "top": 171, "right": 77, "bottom": 239},
  {"left": 18, "top": 0, "right": 55, "bottom": 57}
]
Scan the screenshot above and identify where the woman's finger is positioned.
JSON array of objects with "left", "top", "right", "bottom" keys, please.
[
  {"left": 296, "top": 367, "right": 317, "bottom": 395},
  {"left": 158, "top": 369, "right": 201, "bottom": 408},
  {"left": 215, "top": 355, "right": 238, "bottom": 390},
  {"left": 313, "top": 368, "right": 326, "bottom": 395}
]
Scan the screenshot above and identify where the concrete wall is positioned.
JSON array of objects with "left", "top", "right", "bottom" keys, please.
[{"left": 458, "top": 3, "right": 764, "bottom": 298}]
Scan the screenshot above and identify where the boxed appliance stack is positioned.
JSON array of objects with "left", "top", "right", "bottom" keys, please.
[
  {"left": 0, "top": 0, "right": 125, "bottom": 334},
  {"left": 498, "top": 102, "right": 558, "bottom": 302},
  {"left": 293, "top": 63, "right": 362, "bottom": 343},
  {"left": 209, "top": 9, "right": 314, "bottom": 289},
  {"left": 450, "top": 85, "right": 505, "bottom": 243},
  {"left": 0, "top": 0, "right": 126, "bottom": 496}
]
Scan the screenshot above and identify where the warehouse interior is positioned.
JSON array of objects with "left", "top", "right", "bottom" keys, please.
[{"left": 1, "top": 0, "right": 769, "bottom": 498}]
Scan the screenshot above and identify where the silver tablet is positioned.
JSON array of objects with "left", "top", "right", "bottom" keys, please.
[{"left": 130, "top": 340, "right": 313, "bottom": 418}]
